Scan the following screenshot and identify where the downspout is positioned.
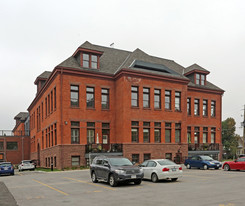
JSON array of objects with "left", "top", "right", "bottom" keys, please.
[{"left": 60, "top": 68, "right": 64, "bottom": 170}]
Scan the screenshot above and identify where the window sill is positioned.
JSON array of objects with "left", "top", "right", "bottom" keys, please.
[
  {"left": 164, "top": 109, "right": 172, "bottom": 112},
  {"left": 86, "top": 108, "right": 96, "bottom": 110},
  {"left": 203, "top": 116, "right": 208, "bottom": 118},
  {"left": 131, "top": 106, "right": 140, "bottom": 109},
  {"left": 143, "top": 108, "right": 151, "bottom": 110},
  {"left": 175, "top": 110, "right": 182, "bottom": 113},
  {"left": 70, "top": 106, "right": 80, "bottom": 109},
  {"left": 102, "top": 109, "right": 110, "bottom": 111},
  {"left": 154, "top": 108, "right": 162, "bottom": 111}
]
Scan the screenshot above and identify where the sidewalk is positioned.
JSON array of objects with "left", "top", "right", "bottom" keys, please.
[{"left": 0, "top": 182, "right": 17, "bottom": 206}]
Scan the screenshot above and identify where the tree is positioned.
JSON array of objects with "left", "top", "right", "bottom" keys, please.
[{"left": 222, "top": 117, "right": 239, "bottom": 159}]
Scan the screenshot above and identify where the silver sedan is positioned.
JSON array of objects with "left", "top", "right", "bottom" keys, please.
[{"left": 139, "top": 159, "right": 183, "bottom": 182}]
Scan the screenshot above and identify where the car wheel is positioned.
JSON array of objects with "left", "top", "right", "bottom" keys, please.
[
  {"left": 186, "top": 164, "right": 191, "bottom": 169},
  {"left": 224, "top": 164, "right": 230, "bottom": 171},
  {"left": 109, "top": 174, "right": 117, "bottom": 187},
  {"left": 171, "top": 178, "right": 178, "bottom": 182},
  {"left": 134, "top": 179, "right": 142, "bottom": 185},
  {"left": 203, "top": 165, "right": 208, "bottom": 170},
  {"left": 151, "top": 173, "right": 158, "bottom": 183},
  {"left": 91, "top": 172, "right": 98, "bottom": 183}
]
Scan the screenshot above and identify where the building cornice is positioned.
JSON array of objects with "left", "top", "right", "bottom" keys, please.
[{"left": 188, "top": 85, "right": 224, "bottom": 95}]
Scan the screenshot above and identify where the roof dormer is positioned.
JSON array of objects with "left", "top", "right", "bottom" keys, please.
[
  {"left": 184, "top": 64, "right": 210, "bottom": 86},
  {"left": 73, "top": 47, "right": 103, "bottom": 70}
]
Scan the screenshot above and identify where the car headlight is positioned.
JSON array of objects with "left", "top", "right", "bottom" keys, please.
[
  {"left": 115, "top": 169, "right": 125, "bottom": 174},
  {"left": 209, "top": 162, "right": 215, "bottom": 165}
]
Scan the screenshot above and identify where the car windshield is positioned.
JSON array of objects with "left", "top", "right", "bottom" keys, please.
[
  {"left": 157, "top": 160, "right": 176, "bottom": 166},
  {"left": 201, "top": 156, "right": 214, "bottom": 161},
  {"left": 23, "top": 161, "right": 32, "bottom": 164},
  {"left": 108, "top": 158, "right": 133, "bottom": 166},
  {"left": 0, "top": 163, "right": 12, "bottom": 167}
]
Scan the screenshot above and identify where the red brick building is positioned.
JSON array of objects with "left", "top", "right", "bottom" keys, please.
[
  {"left": 28, "top": 41, "right": 224, "bottom": 169},
  {"left": 0, "top": 112, "right": 30, "bottom": 164}
]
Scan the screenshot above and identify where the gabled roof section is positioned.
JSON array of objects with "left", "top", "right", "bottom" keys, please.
[
  {"left": 14, "top": 112, "right": 29, "bottom": 122},
  {"left": 34, "top": 71, "right": 52, "bottom": 85},
  {"left": 185, "top": 64, "right": 210, "bottom": 75}
]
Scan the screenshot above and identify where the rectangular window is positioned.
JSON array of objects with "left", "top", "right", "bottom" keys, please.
[
  {"left": 45, "top": 98, "right": 47, "bottom": 117},
  {"left": 71, "top": 156, "right": 80, "bottom": 166},
  {"left": 131, "top": 121, "right": 139, "bottom": 142},
  {"left": 131, "top": 86, "right": 139, "bottom": 107},
  {"left": 165, "top": 153, "right": 172, "bottom": 160},
  {"left": 175, "top": 91, "right": 181, "bottom": 111},
  {"left": 196, "top": 74, "right": 200, "bottom": 85},
  {"left": 187, "top": 127, "right": 191, "bottom": 143},
  {"left": 194, "top": 99, "right": 200, "bottom": 116},
  {"left": 201, "top": 75, "right": 205, "bottom": 85},
  {"left": 165, "top": 90, "right": 171, "bottom": 110},
  {"left": 211, "top": 101, "right": 216, "bottom": 117},
  {"left": 86, "top": 87, "right": 95, "bottom": 108},
  {"left": 165, "top": 123, "right": 171, "bottom": 143},
  {"left": 144, "top": 153, "right": 151, "bottom": 161},
  {"left": 143, "top": 88, "right": 150, "bottom": 108},
  {"left": 203, "top": 127, "right": 208, "bottom": 143},
  {"left": 71, "top": 121, "right": 80, "bottom": 144},
  {"left": 54, "top": 123, "right": 57, "bottom": 145},
  {"left": 154, "top": 122, "right": 161, "bottom": 143},
  {"left": 187, "top": 98, "right": 191, "bottom": 115},
  {"left": 41, "top": 102, "right": 43, "bottom": 122},
  {"left": 54, "top": 87, "right": 56, "bottom": 110},
  {"left": 83, "top": 53, "right": 89, "bottom": 68},
  {"left": 132, "top": 154, "right": 139, "bottom": 164},
  {"left": 6, "top": 142, "right": 18, "bottom": 150},
  {"left": 0, "top": 142, "right": 3, "bottom": 151},
  {"left": 87, "top": 122, "right": 95, "bottom": 144},
  {"left": 194, "top": 127, "right": 200, "bottom": 144},
  {"left": 101, "top": 88, "right": 109, "bottom": 109},
  {"left": 154, "top": 89, "right": 161, "bottom": 109},
  {"left": 48, "top": 94, "right": 50, "bottom": 115},
  {"left": 51, "top": 91, "right": 53, "bottom": 112},
  {"left": 102, "top": 123, "right": 110, "bottom": 144},
  {"left": 143, "top": 122, "right": 150, "bottom": 142},
  {"left": 91, "top": 55, "right": 98, "bottom": 69},
  {"left": 203, "top": 100, "right": 208, "bottom": 116},
  {"left": 211, "top": 128, "right": 216, "bottom": 143},
  {"left": 42, "top": 131, "right": 44, "bottom": 149},
  {"left": 175, "top": 123, "right": 181, "bottom": 143},
  {"left": 70, "top": 85, "right": 79, "bottom": 107}
]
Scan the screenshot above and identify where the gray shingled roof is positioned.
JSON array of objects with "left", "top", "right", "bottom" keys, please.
[
  {"left": 14, "top": 112, "right": 29, "bottom": 121},
  {"left": 185, "top": 63, "right": 210, "bottom": 74},
  {"left": 56, "top": 41, "right": 223, "bottom": 92},
  {"left": 37, "top": 71, "right": 52, "bottom": 79}
]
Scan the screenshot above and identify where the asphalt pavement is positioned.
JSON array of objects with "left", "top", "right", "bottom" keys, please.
[{"left": 0, "top": 181, "right": 17, "bottom": 206}]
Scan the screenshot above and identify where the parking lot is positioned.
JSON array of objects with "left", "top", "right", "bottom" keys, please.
[{"left": 0, "top": 167, "right": 245, "bottom": 206}]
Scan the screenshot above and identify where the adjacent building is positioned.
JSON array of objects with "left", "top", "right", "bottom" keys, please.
[
  {"left": 27, "top": 41, "right": 224, "bottom": 169},
  {"left": 0, "top": 112, "right": 30, "bottom": 163}
]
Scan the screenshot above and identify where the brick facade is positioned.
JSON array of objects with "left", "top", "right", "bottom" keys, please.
[{"left": 27, "top": 42, "right": 224, "bottom": 169}]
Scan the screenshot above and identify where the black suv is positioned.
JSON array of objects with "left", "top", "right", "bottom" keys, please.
[{"left": 90, "top": 156, "right": 143, "bottom": 187}]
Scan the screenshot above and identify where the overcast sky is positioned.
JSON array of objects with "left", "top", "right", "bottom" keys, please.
[{"left": 0, "top": 0, "right": 244, "bottom": 135}]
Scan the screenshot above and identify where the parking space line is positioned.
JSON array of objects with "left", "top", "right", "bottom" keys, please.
[
  {"left": 32, "top": 179, "right": 69, "bottom": 196},
  {"left": 64, "top": 177, "right": 117, "bottom": 191}
]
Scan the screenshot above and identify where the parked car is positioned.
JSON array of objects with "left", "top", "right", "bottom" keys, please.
[
  {"left": 223, "top": 157, "right": 245, "bottom": 171},
  {"left": 90, "top": 156, "right": 144, "bottom": 187},
  {"left": 18, "top": 160, "right": 35, "bottom": 171},
  {"left": 184, "top": 155, "right": 222, "bottom": 170},
  {"left": 139, "top": 159, "right": 182, "bottom": 182},
  {"left": 239, "top": 154, "right": 245, "bottom": 158},
  {"left": 0, "top": 162, "right": 14, "bottom": 176}
]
